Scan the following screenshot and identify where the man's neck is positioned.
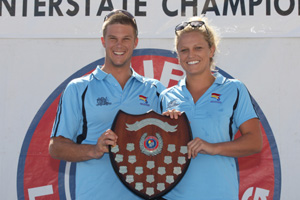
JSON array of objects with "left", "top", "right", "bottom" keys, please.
[{"left": 101, "top": 64, "right": 132, "bottom": 89}]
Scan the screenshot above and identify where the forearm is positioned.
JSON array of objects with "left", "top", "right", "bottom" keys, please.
[
  {"left": 188, "top": 118, "right": 263, "bottom": 158},
  {"left": 214, "top": 118, "right": 263, "bottom": 158},
  {"left": 213, "top": 132, "right": 263, "bottom": 158},
  {"left": 49, "top": 136, "right": 104, "bottom": 162}
]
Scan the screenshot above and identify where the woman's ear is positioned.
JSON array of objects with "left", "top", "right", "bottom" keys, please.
[{"left": 210, "top": 45, "right": 216, "bottom": 58}]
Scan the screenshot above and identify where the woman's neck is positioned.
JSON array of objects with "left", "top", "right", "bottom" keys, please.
[{"left": 186, "top": 73, "right": 215, "bottom": 103}]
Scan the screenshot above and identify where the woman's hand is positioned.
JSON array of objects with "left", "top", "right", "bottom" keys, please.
[
  {"left": 187, "top": 137, "right": 216, "bottom": 159},
  {"left": 162, "top": 109, "right": 182, "bottom": 119}
]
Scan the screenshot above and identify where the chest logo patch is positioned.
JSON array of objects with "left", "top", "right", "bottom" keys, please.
[
  {"left": 139, "top": 95, "right": 150, "bottom": 106},
  {"left": 167, "top": 99, "right": 180, "bottom": 109},
  {"left": 96, "top": 97, "right": 112, "bottom": 106},
  {"left": 211, "top": 93, "right": 222, "bottom": 103}
]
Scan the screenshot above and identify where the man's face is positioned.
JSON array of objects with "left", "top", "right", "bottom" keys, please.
[{"left": 101, "top": 24, "right": 138, "bottom": 68}]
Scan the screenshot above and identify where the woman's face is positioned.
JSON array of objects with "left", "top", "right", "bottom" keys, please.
[{"left": 177, "top": 31, "right": 215, "bottom": 77}]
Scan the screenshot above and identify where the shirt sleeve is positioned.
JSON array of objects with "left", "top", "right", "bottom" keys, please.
[
  {"left": 51, "top": 81, "right": 82, "bottom": 142},
  {"left": 152, "top": 81, "right": 166, "bottom": 114},
  {"left": 233, "top": 81, "right": 258, "bottom": 128},
  {"left": 155, "top": 81, "right": 166, "bottom": 94}
]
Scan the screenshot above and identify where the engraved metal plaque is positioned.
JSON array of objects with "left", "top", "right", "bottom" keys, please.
[
  {"left": 128, "top": 155, "right": 137, "bottom": 164},
  {"left": 109, "top": 110, "right": 192, "bottom": 200},
  {"left": 126, "top": 175, "right": 134, "bottom": 183}
]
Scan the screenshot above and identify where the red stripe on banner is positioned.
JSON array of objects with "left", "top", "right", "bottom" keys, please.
[
  {"left": 236, "top": 123, "right": 274, "bottom": 199},
  {"left": 23, "top": 97, "right": 61, "bottom": 200}
]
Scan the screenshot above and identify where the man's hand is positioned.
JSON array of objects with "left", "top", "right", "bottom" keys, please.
[
  {"left": 93, "top": 129, "right": 118, "bottom": 159},
  {"left": 49, "top": 130, "right": 118, "bottom": 162}
]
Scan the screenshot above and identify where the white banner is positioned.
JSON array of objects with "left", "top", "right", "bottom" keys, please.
[{"left": 1, "top": 0, "right": 300, "bottom": 38}]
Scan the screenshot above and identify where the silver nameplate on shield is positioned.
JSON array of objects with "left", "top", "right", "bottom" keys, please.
[
  {"left": 173, "top": 167, "right": 182, "bottom": 175},
  {"left": 111, "top": 145, "right": 119, "bottom": 153},
  {"left": 178, "top": 156, "right": 186, "bottom": 165},
  {"left": 180, "top": 146, "right": 188, "bottom": 154},
  {"left": 126, "top": 143, "right": 135, "bottom": 152},
  {"left": 147, "top": 161, "right": 155, "bottom": 169},
  {"left": 157, "top": 183, "right": 165, "bottom": 191},
  {"left": 115, "top": 154, "right": 123, "bottom": 163},
  {"left": 128, "top": 155, "right": 137, "bottom": 164},
  {"left": 126, "top": 175, "right": 134, "bottom": 183},
  {"left": 135, "top": 182, "right": 143, "bottom": 191},
  {"left": 146, "top": 175, "right": 155, "bottom": 183},
  {"left": 166, "top": 175, "right": 174, "bottom": 184},
  {"left": 135, "top": 167, "right": 143, "bottom": 175},
  {"left": 158, "top": 167, "right": 166, "bottom": 175},
  {"left": 146, "top": 187, "right": 154, "bottom": 196},
  {"left": 164, "top": 156, "right": 172, "bottom": 164},
  {"left": 119, "top": 166, "right": 127, "bottom": 174},
  {"left": 167, "top": 144, "right": 176, "bottom": 153}
]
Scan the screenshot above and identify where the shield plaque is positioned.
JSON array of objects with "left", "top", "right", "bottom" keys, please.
[{"left": 109, "top": 110, "right": 192, "bottom": 200}]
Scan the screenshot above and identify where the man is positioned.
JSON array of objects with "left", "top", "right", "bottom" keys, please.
[{"left": 49, "top": 9, "right": 165, "bottom": 199}]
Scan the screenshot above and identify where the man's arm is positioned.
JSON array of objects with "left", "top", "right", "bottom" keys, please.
[{"left": 49, "top": 129, "right": 118, "bottom": 162}]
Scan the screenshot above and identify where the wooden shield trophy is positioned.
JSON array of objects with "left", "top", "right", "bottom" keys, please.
[{"left": 109, "top": 110, "right": 192, "bottom": 200}]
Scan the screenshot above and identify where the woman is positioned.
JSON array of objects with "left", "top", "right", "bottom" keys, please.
[{"left": 160, "top": 17, "right": 263, "bottom": 200}]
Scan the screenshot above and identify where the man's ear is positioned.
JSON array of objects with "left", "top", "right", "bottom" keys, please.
[
  {"left": 134, "top": 37, "right": 139, "bottom": 48},
  {"left": 101, "top": 37, "right": 105, "bottom": 48}
]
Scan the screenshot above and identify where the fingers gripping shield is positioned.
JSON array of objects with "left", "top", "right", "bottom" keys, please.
[{"left": 109, "top": 110, "right": 192, "bottom": 200}]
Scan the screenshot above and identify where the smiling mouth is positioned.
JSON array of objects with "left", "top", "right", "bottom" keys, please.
[
  {"left": 187, "top": 61, "right": 199, "bottom": 65},
  {"left": 114, "top": 51, "right": 125, "bottom": 55}
]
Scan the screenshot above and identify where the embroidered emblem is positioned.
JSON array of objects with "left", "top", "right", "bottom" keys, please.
[
  {"left": 167, "top": 99, "right": 180, "bottom": 109},
  {"left": 139, "top": 95, "right": 150, "bottom": 106},
  {"left": 211, "top": 93, "right": 221, "bottom": 100},
  {"left": 139, "top": 95, "right": 148, "bottom": 103},
  {"left": 96, "top": 97, "right": 112, "bottom": 106},
  {"left": 211, "top": 93, "right": 222, "bottom": 103}
]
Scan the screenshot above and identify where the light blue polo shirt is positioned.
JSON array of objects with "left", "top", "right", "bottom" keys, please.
[
  {"left": 160, "top": 72, "right": 258, "bottom": 200},
  {"left": 51, "top": 66, "right": 165, "bottom": 200}
]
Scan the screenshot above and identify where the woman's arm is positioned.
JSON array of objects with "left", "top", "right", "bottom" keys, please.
[{"left": 188, "top": 118, "right": 263, "bottom": 159}]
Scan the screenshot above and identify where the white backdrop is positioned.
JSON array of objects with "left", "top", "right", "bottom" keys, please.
[{"left": 1, "top": 0, "right": 300, "bottom": 199}]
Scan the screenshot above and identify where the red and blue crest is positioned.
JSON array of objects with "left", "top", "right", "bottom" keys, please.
[{"left": 144, "top": 136, "right": 159, "bottom": 151}]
